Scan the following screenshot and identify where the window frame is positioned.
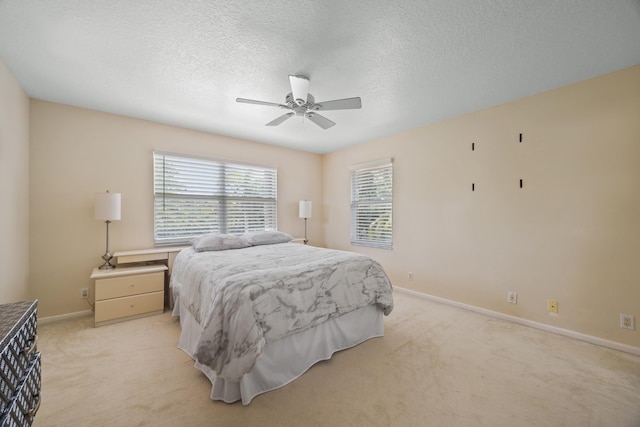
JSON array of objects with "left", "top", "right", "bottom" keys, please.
[
  {"left": 153, "top": 150, "right": 277, "bottom": 246},
  {"left": 350, "top": 158, "right": 393, "bottom": 249}
]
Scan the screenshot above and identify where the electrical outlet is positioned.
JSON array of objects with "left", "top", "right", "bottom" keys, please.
[
  {"left": 548, "top": 300, "right": 558, "bottom": 313},
  {"left": 507, "top": 291, "right": 517, "bottom": 304},
  {"left": 620, "top": 314, "right": 635, "bottom": 330},
  {"left": 408, "top": 272, "right": 413, "bottom": 281},
  {"left": 80, "top": 288, "right": 89, "bottom": 299}
]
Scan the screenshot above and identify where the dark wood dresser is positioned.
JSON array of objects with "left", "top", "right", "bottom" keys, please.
[{"left": 0, "top": 300, "right": 40, "bottom": 427}]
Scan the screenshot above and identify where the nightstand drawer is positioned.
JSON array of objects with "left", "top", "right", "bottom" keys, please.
[
  {"left": 95, "top": 272, "right": 164, "bottom": 301},
  {"left": 94, "top": 292, "right": 164, "bottom": 323}
]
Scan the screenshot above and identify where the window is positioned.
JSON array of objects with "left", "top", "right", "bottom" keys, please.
[
  {"left": 350, "top": 158, "right": 393, "bottom": 249},
  {"left": 153, "top": 151, "right": 277, "bottom": 245}
]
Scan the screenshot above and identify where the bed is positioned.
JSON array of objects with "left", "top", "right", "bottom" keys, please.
[{"left": 169, "top": 231, "right": 394, "bottom": 405}]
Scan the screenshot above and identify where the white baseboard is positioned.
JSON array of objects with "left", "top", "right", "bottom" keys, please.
[
  {"left": 395, "top": 287, "right": 640, "bottom": 357},
  {"left": 39, "top": 310, "right": 93, "bottom": 325}
]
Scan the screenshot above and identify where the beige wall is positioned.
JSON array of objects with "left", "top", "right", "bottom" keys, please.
[
  {"left": 0, "top": 60, "right": 30, "bottom": 303},
  {"left": 15, "top": 61, "right": 640, "bottom": 350},
  {"left": 323, "top": 65, "right": 640, "bottom": 349},
  {"left": 29, "top": 101, "right": 323, "bottom": 317}
]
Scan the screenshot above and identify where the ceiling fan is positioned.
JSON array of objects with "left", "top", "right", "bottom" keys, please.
[{"left": 236, "top": 75, "right": 362, "bottom": 129}]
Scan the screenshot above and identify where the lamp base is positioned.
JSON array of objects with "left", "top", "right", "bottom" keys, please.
[
  {"left": 98, "top": 252, "right": 116, "bottom": 270},
  {"left": 303, "top": 217, "right": 308, "bottom": 245}
]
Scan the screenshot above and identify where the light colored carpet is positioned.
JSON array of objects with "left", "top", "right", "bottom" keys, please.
[{"left": 33, "top": 291, "right": 640, "bottom": 427}]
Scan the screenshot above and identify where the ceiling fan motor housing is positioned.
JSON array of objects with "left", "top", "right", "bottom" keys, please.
[{"left": 287, "top": 93, "right": 315, "bottom": 116}]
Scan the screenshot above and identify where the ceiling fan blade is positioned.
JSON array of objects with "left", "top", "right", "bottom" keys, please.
[
  {"left": 306, "top": 112, "right": 335, "bottom": 129},
  {"left": 266, "top": 112, "right": 295, "bottom": 126},
  {"left": 236, "top": 98, "right": 286, "bottom": 108},
  {"left": 289, "top": 75, "right": 310, "bottom": 105},
  {"left": 313, "top": 97, "right": 362, "bottom": 111}
]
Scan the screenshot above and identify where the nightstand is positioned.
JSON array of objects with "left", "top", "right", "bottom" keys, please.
[
  {"left": 90, "top": 265, "right": 168, "bottom": 327},
  {"left": 113, "top": 246, "right": 188, "bottom": 309}
]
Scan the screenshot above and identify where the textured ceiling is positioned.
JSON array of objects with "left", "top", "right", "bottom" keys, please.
[{"left": 1, "top": 1, "right": 639, "bottom": 154}]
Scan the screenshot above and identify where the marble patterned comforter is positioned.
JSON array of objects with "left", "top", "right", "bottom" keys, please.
[{"left": 170, "top": 243, "right": 394, "bottom": 381}]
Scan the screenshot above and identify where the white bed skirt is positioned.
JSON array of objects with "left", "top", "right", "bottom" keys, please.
[{"left": 175, "top": 303, "right": 384, "bottom": 405}]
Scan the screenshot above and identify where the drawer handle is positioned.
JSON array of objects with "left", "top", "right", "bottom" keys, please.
[
  {"left": 26, "top": 393, "right": 41, "bottom": 420},
  {"left": 23, "top": 335, "right": 38, "bottom": 355}
]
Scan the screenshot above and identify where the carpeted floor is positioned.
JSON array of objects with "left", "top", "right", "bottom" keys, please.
[{"left": 33, "top": 291, "right": 640, "bottom": 427}]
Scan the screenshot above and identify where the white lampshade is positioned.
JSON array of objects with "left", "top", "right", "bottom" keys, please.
[
  {"left": 299, "top": 200, "right": 312, "bottom": 219},
  {"left": 95, "top": 191, "right": 121, "bottom": 221}
]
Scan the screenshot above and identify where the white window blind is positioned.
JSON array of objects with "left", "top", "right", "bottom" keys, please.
[
  {"left": 350, "top": 158, "right": 393, "bottom": 249},
  {"left": 153, "top": 151, "right": 277, "bottom": 245}
]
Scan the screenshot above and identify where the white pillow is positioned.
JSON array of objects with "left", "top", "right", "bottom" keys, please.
[
  {"left": 241, "top": 231, "right": 293, "bottom": 246},
  {"left": 192, "top": 233, "right": 251, "bottom": 252}
]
